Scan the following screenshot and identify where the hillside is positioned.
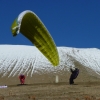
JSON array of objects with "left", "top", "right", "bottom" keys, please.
[{"left": 0, "top": 45, "right": 100, "bottom": 85}]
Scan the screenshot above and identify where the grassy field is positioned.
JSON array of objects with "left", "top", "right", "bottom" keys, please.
[{"left": 0, "top": 82, "right": 100, "bottom": 100}]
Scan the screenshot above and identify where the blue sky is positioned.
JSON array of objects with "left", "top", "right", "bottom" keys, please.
[{"left": 0, "top": 0, "right": 100, "bottom": 48}]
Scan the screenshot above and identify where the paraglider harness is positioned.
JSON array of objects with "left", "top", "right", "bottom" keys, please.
[{"left": 71, "top": 68, "right": 79, "bottom": 79}]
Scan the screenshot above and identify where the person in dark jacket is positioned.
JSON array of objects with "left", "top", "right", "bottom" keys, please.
[
  {"left": 19, "top": 74, "right": 25, "bottom": 85},
  {"left": 69, "top": 68, "right": 79, "bottom": 85}
]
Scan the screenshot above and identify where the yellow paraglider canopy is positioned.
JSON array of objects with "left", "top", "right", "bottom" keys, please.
[{"left": 11, "top": 10, "right": 59, "bottom": 66}]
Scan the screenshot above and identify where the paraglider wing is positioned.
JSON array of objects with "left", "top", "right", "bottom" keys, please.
[{"left": 11, "top": 10, "right": 59, "bottom": 66}]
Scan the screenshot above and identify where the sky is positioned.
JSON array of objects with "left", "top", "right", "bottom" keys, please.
[{"left": 0, "top": 0, "right": 100, "bottom": 48}]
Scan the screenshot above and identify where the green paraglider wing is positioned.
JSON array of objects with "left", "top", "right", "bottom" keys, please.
[{"left": 11, "top": 10, "right": 59, "bottom": 66}]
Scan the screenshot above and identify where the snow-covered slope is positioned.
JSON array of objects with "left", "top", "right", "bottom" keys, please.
[{"left": 0, "top": 45, "right": 100, "bottom": 78}]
